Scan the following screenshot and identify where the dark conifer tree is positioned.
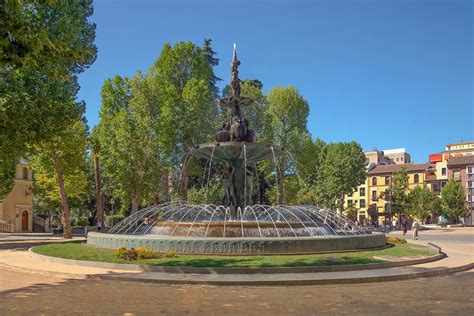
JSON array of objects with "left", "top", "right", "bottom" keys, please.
[{"left": 202, "top": 38, "right": 222, "bottom": 97}]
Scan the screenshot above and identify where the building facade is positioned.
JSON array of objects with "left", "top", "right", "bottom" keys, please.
[
  {"left": 382, "top": 148, "right": 411, "bottom": 165},
  {"left": 366, "top": 163, "right": 428, "bottom": 224},
  {"left": 426, "top": 141, "right": 474, "bottom": 195},
  {"left": 0, "top": 161, "right": 34, "bottom": 232},
  {"left": 446, "top": 155, "right": 474, "bottom": 225}
]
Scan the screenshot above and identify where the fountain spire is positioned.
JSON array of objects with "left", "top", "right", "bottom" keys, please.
[{"left": 231, "top": 43, "right": 241, "bottom": 96}]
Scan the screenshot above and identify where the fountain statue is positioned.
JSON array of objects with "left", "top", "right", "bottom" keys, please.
[
  {"left": 191, "top": 44, "right": 280, "bottom": 212},
  {"left": 87, "top": 45, "right": 385, "bottom": 255}
]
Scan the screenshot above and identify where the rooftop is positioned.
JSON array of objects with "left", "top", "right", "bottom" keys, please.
[
  {"left": 382, "top": 148, "right": 407, "bottom": 154},
  {"left": 446, "top": 141, "right": 474, "bottom": 147},
  {"left": 367, "top": 163, "right": 429, "bottom": 175},
  {"left": 447, "top": 155, "right": 474, "bottom": 167}
]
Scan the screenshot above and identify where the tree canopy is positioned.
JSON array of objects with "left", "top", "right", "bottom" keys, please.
[{"left": 441, "top": 180, "right": 468, "bottom": 222}]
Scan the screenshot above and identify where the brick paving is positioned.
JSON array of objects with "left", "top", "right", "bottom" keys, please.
[{"left": 0, "top": 228, "right": 473, "bottom": 314}]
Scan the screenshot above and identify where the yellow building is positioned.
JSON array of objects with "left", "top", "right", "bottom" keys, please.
[
  {"left": 344, "top": 178, "right": 369, "bottom": 224},
  {"left": 343, "top": 149, "right": 392, "bottom": 224},
  {"left": 366, "top": 163, "right": 428, "bottom": 223},
  {"left": 0, "top": 160, "right": 34, "bottom": 232}
]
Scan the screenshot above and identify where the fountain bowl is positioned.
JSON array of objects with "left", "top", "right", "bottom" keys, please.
[{"left": 87, "top": 202, "right": 386, "bottom": 255}]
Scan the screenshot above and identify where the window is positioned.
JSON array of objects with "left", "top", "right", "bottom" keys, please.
[
  {"left": 468, "top": 167, "right": 473, "bottom": 175},
  {"left": 432, "top": 183, "right": 440, "bottom": 193},
  {"left": 453, "top": 171, "right": 461, "bottom": 180},
  {"left": 359, "top": 187, "right": 366, "bottom": 196},
  {"left": 468, "top": 181, "right": 473, "bottom": 188},
  {"left": 414, "top": 174, "right": 419, "bottom": 183},
  {"left": 401, "top": 158, "right": 404, "bottom": 162},
  {"left": 396, "top": 158, "right": 399, "bottom": 162},
  {"left": 372, "top": 177, "right": 377, "bottom": 186},
  {"left": 385, "top": 176, "right": 390, "bottom": 185},
  {"left": 384, "top": 189, "right": 390, "bottom": 200},
  {"left": 441, "top": 168, "right": 447, "bottom": 176},
  {"left": 360, "top": 199, "right": 366, "bottom": 208},
  {"left": 372, "top": 190, "right": 378, "bottom": 201},
  {"left": 348, "top": 200, "right": 353, "bottom": 206},
  {"left": 441, "top": 181, "right": 447, "bottom": 188},
  {"left": 23, "top": 167, "right": 28, "bottom": 180}
]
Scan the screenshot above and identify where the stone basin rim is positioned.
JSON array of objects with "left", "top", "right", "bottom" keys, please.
[{"left": 88, "top": 231, "right": 382, "bottom": 241}]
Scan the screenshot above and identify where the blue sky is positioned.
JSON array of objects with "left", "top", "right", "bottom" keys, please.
[{"left": 77, "top": 0, "right": 473, "bottom": 162}]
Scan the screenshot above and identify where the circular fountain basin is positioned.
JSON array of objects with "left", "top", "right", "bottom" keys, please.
[
  {"left": 87, "top": 231, "right": 386, "bottom": 255},
  {"left": 86, "top": 202, "right": 386, "bottom": 255}
]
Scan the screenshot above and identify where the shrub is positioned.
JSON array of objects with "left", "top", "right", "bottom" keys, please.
[
  {"left": 115, "top": 247, "right": 138, "bottom": 261},
  {"left": 164, "top": 249, "right": 176, "bottom": 258},
  {"left": 114, "top": 247, "right": 177, "bottom": 260},
  {"left": 386, "top": 237, "right": 407, "bottom": 244},
  {"left": 136, "top": 247, "right": 161, "bottom": 259}
]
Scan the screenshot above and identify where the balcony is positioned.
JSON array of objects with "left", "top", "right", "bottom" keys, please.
[{"left": 425, "top": 172, "right": 437, "bottom": 181}]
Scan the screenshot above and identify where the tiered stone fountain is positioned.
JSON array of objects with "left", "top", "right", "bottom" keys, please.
[{"left": 87, "top": 45, "right": 385, "bottom": 255}]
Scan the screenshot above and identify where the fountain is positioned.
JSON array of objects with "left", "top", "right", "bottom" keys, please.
[{"left": 87, "top": 45, "right": 385, "bottom": 255}]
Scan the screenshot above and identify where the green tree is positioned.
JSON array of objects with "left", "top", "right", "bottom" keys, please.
[
  {"left": 96, "top": 74, "right": 164, "bottom": 214},
  {"left": 441, "top": 180, "right": 468, "bottom": 222},
  {"left": 407, "top": 185, "right": 441, "bottom": 222},
  {"left": 0, "top": 0, "right": 97, "bottom": 76},
  {"left": 321, "top": 142, "right": 366, "bottom": 210},
  {"left": 30, "top": 119, "right": 88, "bottom": 238},
  {"left": 202, "top": 38, "right": 221, "bottom": 98},
  {"left": 152, "top": 41, "right": 216, "bottom": 199},
  {"left": 390, "top": 168, "right": 410, "bottom": 218},
  {"left": 0, "top": 1, "right": 96, "bottom": 198},
  {"left": 266, "top": 86, "right": 309, "bottom": 203}
]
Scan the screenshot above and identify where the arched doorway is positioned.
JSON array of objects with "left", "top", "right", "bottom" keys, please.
[{"left": 21, "top": 211, "right": 28, "bottom": 231}]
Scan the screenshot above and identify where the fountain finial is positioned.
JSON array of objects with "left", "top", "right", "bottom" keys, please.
[{"left": 231, "top": 43, "right": 241, "bottom": 96}]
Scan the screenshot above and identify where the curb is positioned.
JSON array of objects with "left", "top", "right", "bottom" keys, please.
[
  {"left": 97, "top": 262, "right": 474, "bottom": 286},
  {"left": 28, "top": 247, "right": 445, "bottom": 275}
]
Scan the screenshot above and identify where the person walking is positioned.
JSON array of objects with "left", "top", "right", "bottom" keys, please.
[
  {"left": 401, "top": 217, "right": 408, "bottom": 238},
  {"left": 412, "top": 219, "right": 420, "bottom": 240},
  {"left": 392, "top": 219, "right": 397, "bottom": 231}
]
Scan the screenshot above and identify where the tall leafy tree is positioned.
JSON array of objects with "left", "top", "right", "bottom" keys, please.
[
  {"left": 441, "top": 180, "right": 468, "bottom": 222},
  {"left": 266, "top": 86, "right": 309, "bottom": 203},
  {"left": 30, "top": 119, "right": 88, "bottom": 238},
  {"left": 96, "top": 74, "right": 164, "bottom": 214},
  {"left": 322, "top": 142, "right": 366, "bottom": 210},
  {"left": 0, "top": 0, "right": 96, "bottom": 198},
  {"left": 390, "top": 168, "right": 410, "bottom": 218},
  {"left": 152, "top": 41, "right": 216, "bottom": 199},
  {"left": 407, "top": 185, "right": 441, "bottom": 221}
]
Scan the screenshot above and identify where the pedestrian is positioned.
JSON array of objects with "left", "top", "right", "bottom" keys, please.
[
  {"left": 392, "top": 218, "right": 397, "bottom": 230},
  {"left": 401, "top": 217, "right": 408, "bottom": 238},
  {"left": 412, "top": 219, "right": 420, "bottom": 240}
]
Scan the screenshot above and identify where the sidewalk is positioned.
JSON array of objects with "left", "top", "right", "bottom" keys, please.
[{"left": 0, "top": 239, "right": 472, "bottom": 286}]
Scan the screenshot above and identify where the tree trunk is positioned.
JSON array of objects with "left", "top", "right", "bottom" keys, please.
[
  {"left": 131, "top": 192, "right": 141, "bottom": 213},
  {"left": 277, "top": 157, "right": 285, "bottom": 204},
  {"left": 93, "top": 147, "right": 104, "bottom": 229},
  {"left": 162, "top": 170, "right": 170, "bottom": 202},
  {"left": 181, "top": 164, "right": 189, "bottom": 201},
  {"left": 56, "top": 166, "right": 72, "bottom": 239},
  {"left": 152, "top": 193, "right": 159, "bottom": 205},
  {"left": 168, "top": 171, "right": 174, "bottom": 201}
]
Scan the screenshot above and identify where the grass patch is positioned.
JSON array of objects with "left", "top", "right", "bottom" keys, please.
[{"left": 31, "top": 241, "right": 435, "bottom": 268}]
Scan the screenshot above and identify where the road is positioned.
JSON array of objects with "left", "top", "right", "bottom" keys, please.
[{"left": 0, "top": 229, "right": 473, "bottom": 315}]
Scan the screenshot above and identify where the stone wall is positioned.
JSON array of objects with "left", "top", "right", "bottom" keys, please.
[{"left": 87, "top": 232, "right": 386, "bottom": 255}]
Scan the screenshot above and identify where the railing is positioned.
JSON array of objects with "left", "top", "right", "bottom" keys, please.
[{"left": 0, "top": 221, "right": 15, "bottom": 233}]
